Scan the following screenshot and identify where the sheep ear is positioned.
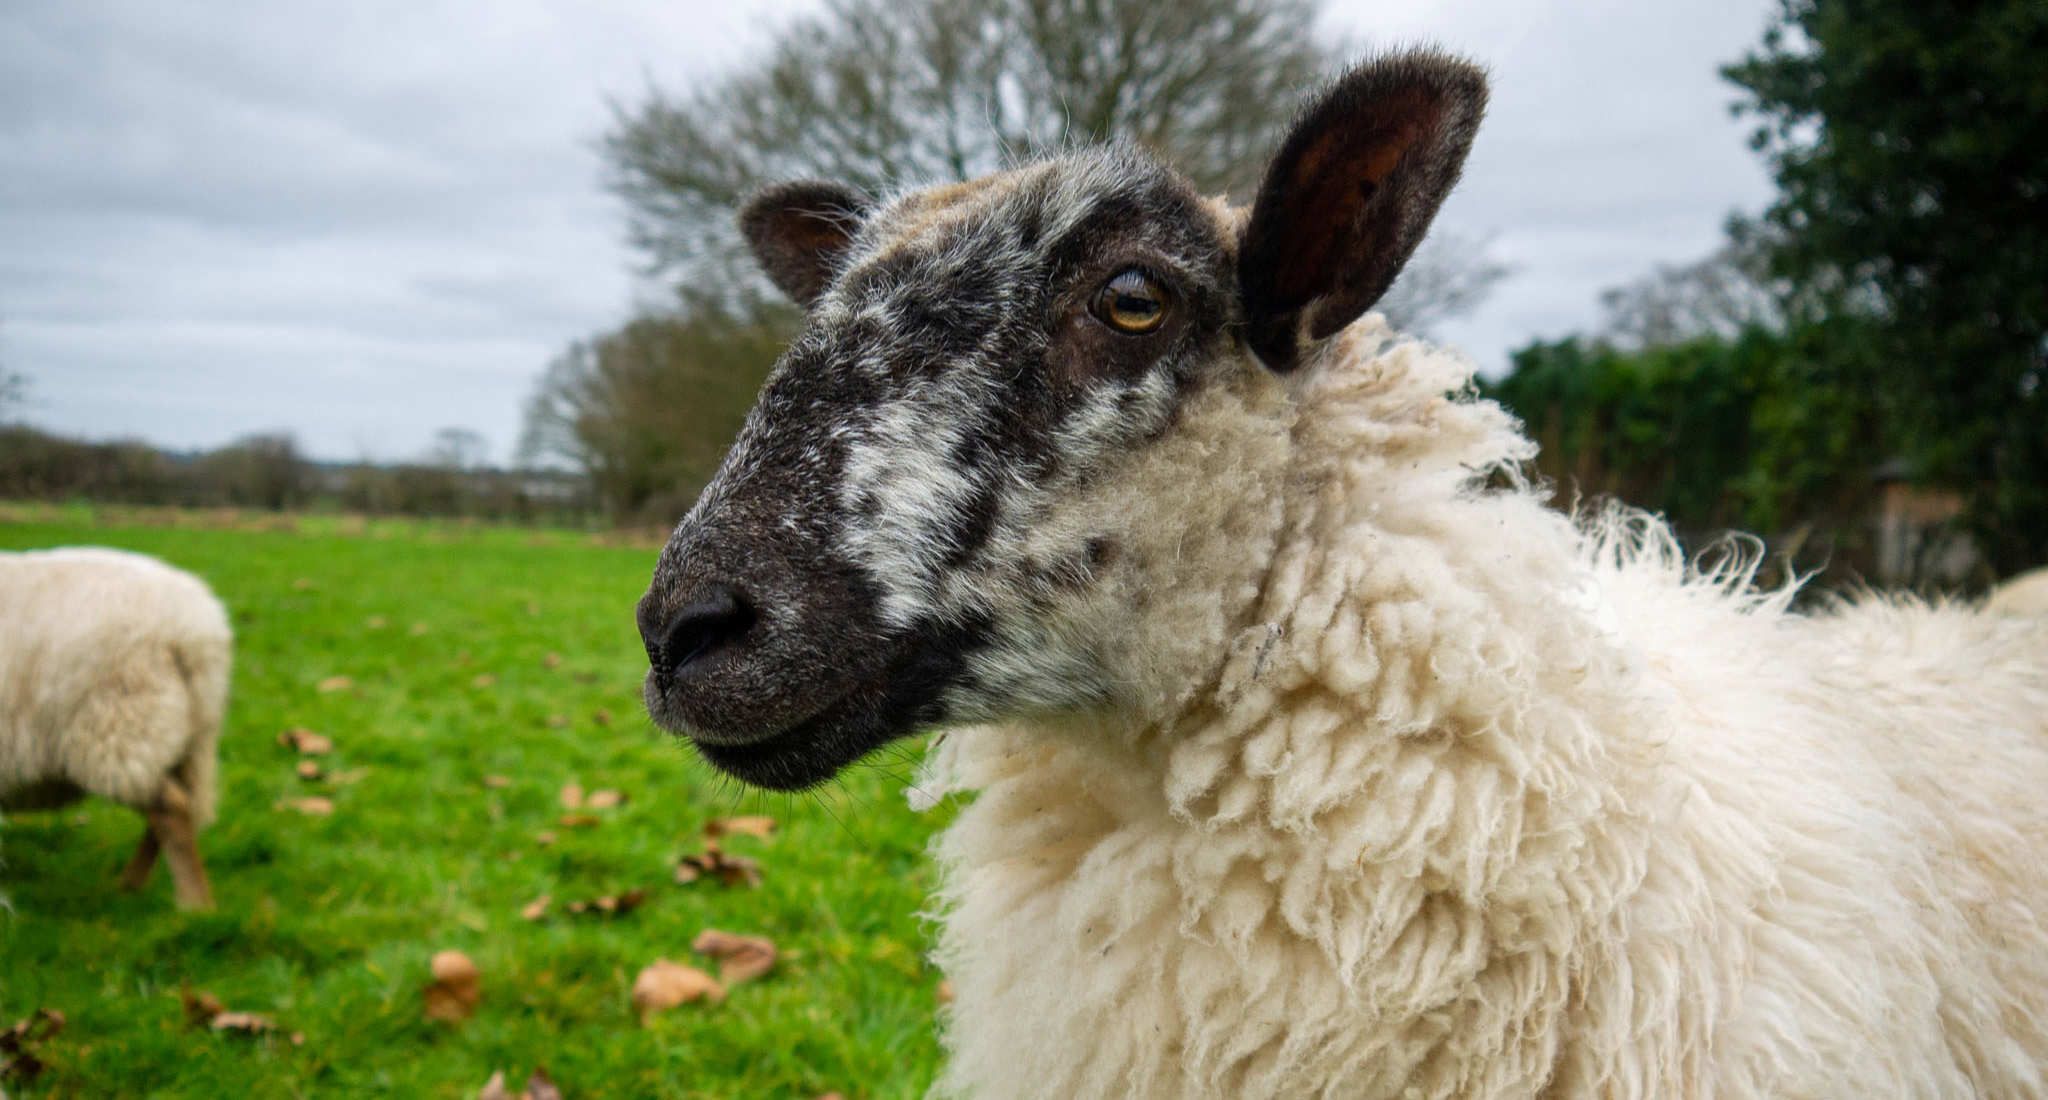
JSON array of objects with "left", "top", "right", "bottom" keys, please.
[
  {"left": 740, "top": 181, "right": 873, "bottom": 307},
  {"left": 1238, "top": 53, "right": 1487, "bottom": 371}
]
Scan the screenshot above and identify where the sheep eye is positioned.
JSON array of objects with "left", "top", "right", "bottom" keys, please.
[{"left": 1089, "top": 269, "right": 1168, "bottom": 334}]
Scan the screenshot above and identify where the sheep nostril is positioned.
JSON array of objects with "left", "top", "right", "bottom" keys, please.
[{"left": 658, "top": 584, "right": 756, "bottom": 677}]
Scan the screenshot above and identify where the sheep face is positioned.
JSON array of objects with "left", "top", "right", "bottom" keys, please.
[{"left": 639, "top": 52, "right": 1487, "bottom": 790}]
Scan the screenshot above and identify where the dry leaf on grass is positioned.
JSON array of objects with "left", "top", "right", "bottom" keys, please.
[
  {"left": 479, "top": 1067, "right": 564, "bottom": 1100},
  {"left": 558, "top": 813, "right": 601, "bottom": 829},
  {"left": 591, "top": 707, "right": 613, "bottom": 726},
  {"left": 275, "top": 796, "right": 333, "bottom": 816},
  {"left": 409, "top": 621, "right": 430, "bottom": 636},
  {"left": 472, "top": 674, "right": 498, "bottom": 689},
  {"left": 631, "top": 959, "right": 723, "bottom": 1019},
  {"left": 483, "top": 774, "right": 512, "bottom": 789},
  {"left": 564, "top": 888, "right": 648, "bottom": 918},
  {"left": 0, "top": 1009, "right": 65, "bottom": 1085},
  {"left": 534, "top": 830, "right": 558, "bottom": 847},
  {"left": 542, "top": 652, "right": 563, "bottom": 669},
  {"left": 296, "top": 760, "right": 325, "bottom": 781},
  {"left": 520, "top": 895, "right": 552, "bottom": 921},
  {"left": 179, "top": 991, "right": 301, "bottom": 1044},
  {"left": 691, "top": 929, "right": 777, "bottom": 986},
  {"left": 365, "top": 615, "right": 388, "bottom": 629},
  {"left": 673, "top": 848, "right": 762, "bottom": 888},
  {"left": 704, "top": 815, "right": 776, "bottom": 840},
  {"left": 423, "top": 950, "right": 481, "bottom": 1023},
  {"left": 316, "top": 675, "right": 354, "bottom": 693},
  {"left": 558, "top": 783, "right": 583, "bottom": 809},
  {"left": 546, "top": 713, "right": 570, "bottom": 728},
  {"left": 583, "top": 789, "right": 626, "bottom": 810},
  {"left": 277, "top": 728, "right": 333, "bottom": 755}
]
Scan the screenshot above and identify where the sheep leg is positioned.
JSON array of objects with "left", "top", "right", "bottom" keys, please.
[
  {"left": 147, "top": 778, "right": 214, "bottom": 911},
  {"left": 119, "top": 824, "right": 162, "bottom": 890}
]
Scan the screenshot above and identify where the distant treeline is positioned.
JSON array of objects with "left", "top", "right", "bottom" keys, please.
[{"left": 0, "top": 426, "right": 596, "bottom": 524}]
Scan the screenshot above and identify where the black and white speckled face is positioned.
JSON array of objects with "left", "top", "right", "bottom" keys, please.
[
  {"left": 639, "top": 147, "right": 1239, "bottom": 788},
  {"left": 637, "top": 54, "right": 1488, "bottom": 789}
]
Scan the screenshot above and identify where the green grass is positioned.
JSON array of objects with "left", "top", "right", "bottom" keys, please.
[{"left": 0, "top": 508, "right": 951, "bottom": 1098}]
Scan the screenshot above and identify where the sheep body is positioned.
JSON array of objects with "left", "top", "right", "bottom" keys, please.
[
  {"left": 1, "top": 547, "right": 231, "bottom": 908},
  {"left": 914, "top": 321, "right": 2048, "bottom": 1099}
]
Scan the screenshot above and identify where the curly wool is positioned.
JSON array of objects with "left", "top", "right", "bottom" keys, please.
[
  {"left": 916, "top": 320, "right": 2048, "bottom": 1099},
  {"left": 0, "top": 548, "right": 232, "bottom": 827},
  {"left": 1989, "top": 567, "right": 2048, "bottom": 616}
]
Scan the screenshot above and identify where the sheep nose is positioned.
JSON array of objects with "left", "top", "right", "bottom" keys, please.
[{"left": 640, "top": 584, "right": 757, "bottom": 678}]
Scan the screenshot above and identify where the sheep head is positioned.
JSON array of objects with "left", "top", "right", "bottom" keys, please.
[{"left": 637, "top": 51, "right": 1487, "bottom": 789}]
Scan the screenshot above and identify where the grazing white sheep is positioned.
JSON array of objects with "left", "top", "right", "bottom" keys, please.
[
  {"left": 1989, "top": 566, "right": 2048, "bottom": 616},
  {"left": 1, "top": 547, "right": 232, "bottom": 910},
  {"left": 633, "top": 52, "right": 2048, "bottom": 1098}
]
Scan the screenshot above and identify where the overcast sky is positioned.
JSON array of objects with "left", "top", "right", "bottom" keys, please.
[{"left": 2, "top": 0, "right": 1776, "bottom": 465}]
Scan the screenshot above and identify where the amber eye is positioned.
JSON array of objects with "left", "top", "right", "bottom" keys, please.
[{"left": 1089, "top": 269, "right": 1168, "bottom": 334}]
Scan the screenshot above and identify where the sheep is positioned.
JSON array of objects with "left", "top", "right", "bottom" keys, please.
[
  {"left": 1, "top": 547, "right": 232, "bottom": 910},
  {"left": 632, "top": 52, "right": 2048, "bottom": 1099},
  {"left": 1989, "top": 566, "right": 2048, "bottom": 616}
]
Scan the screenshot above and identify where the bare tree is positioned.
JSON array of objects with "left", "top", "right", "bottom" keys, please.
[
  {"left": 547, "top": 0, "right": 1513, "bottom": 521},
  {"left": 1595, "top": 222, "right": 1785, "bottom": 349},
  {"left": 1376, "top": 229, "right": 1516, "bottom": 338},
  {"left": 427, "top": 427, "right": 491, "bottom": 472},
  {"left": 607, "top": 0, "right": 1505, "bottom": 309}
]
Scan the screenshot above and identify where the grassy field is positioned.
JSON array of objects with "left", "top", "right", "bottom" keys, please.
[{"left": 0, "top": 505, "right": 950, "bottom": 1098}]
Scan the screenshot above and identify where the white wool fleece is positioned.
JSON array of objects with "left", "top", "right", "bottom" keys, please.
[
  {"left": 915, "top": 319, "right": 2048, "bottom": 1099},
  {"left": 0, "top": 547, "right": 232, "bottom": 826}
]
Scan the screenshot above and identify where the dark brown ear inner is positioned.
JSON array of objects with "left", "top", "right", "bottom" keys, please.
[
  {"left": 739, "top": 181, "right": 872, "bottom": 307},
  {"left": 1239, "top": 53, "right": 1488, "bottom": 371}
]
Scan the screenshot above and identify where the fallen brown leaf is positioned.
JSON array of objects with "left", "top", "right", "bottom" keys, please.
[
  {"left": 564, "top": 888, "right": 648, "bottom": 918},
  {"left": 180, "top": 988, "right": 225, "bottom": 1027},
  {"left": 631, "top": 959, "right": 723, "bottom": 1019},
  {"left": 673, "top": 847, "right": 762, "bottom": 889},
  {"left": 296, "top": 760, "right": 325, "bottom": 781},
  {"left": 276, "top": 796, "right": 333, "bottom": 816},
  {"left": 691, "top": 929, "right": 777, "bottom": 986},
  {"left": 545, "top": 714, "right": 570, "bottom": 729},
  {"left": 591, "top": 707, "right": 613, "bottom": 726},
  {"left": 542, "top": 652, "right": 563, "bottom": 669},
  {"left": 534, "top": 830, "right": 558, "bottom": 847},
  {"left": 526, "top": 1067, "right": 563, "bottom": 1100},
  {"left": 937, "top": 979, "right": 955, "bottom": 1004},
  {"left": 520, "top": 895, "right": 551, "bottom": 922},
  {"left": 583, "top": 789, "right": 626, "bottom": 810},
  {"left": 483, "top": 774, "right": 512, "bottom": 789},
  {"left": 558, "top": 813, "right": 601, "bottom": 829},
  {"left": 179, "top": 991, "right": 290, "bottom": 1041},
  {"left": 558, "top": 783, "right": 584, "bottom": 809},
  {"left": 277, "top": 728, "right": 333, "bottom": 755},
  {"left": 316, "top": 675, "right": 353, "bottom": 693},
  {"left": 423, "top": 949, "right": 481, "bottom": 1023},
  {"left": 0, "top": 1009, "right": 65, "bottom": 1085},
  {"left": 704, "top": 815, "right": 776, "bottom": 840},
  {"left": 472, "top": 673, "right": 498, "bottom": 689},
  {"left": 478, "top": 1067, "right": 565, "bottom": 1100},
  {"left": 210, "top": 1011, "right": 282, "bottom": 1037}
]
